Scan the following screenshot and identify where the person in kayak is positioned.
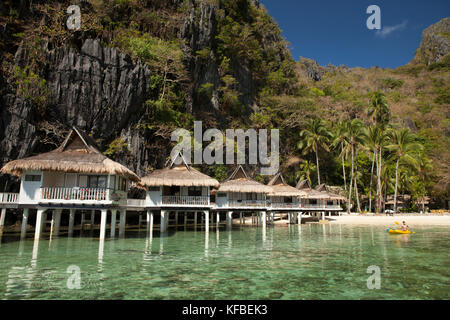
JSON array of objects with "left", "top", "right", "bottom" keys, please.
[{"left": 400, "top": 221, "right": 410, "bottom": 231}]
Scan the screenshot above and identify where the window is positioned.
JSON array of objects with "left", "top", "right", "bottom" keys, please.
[
  {"left": 148, "top": 187, "right": 160, "bottom": 192},
  {"left": 25, "top": 174, "right": 41, "bottom": 182},
  {"left": 109, "top": 175, "right": 116, "bottom": 190},
  {"left": 217, "top": 193, "right": 226, "bottom": 198},
  {"left": 118, "top": 177, "right": 127, "bottom": 191},
  {"left": 87, "top": 175, "right": 107, "bottom": 188},
  {"left": 188, "top": 187, "right": 202, "bottom": 197}
]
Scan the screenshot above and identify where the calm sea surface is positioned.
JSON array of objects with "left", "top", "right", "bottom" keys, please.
[{"left": 0, "top": 224, "right": 448, "bottom": 299}]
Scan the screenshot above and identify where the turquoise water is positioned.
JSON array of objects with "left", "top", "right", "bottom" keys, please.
[{"left": 0, "top": 224, "right": 449, "bottom": 300}]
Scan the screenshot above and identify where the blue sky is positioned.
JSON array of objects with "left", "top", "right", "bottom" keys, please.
[{"left": 260, "top": 0, "right": 450, "bottom": 68}]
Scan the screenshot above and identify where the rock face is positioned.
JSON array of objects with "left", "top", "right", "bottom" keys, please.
[
  {"left": 298, "top": 57, "right": 327, "bottom": 81},
  {"left": 1, "top": 39, "right": 152, "bottom": 189},
  {"left": 413, "top": 18, "right": 450, "bottom": 65},
  {"left": 0, "top": 1, "right": 264, "bottom": 189}
]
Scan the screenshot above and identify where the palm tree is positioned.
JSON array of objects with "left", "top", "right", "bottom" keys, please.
[
  {"left": 416, "top": 153, "right": 433, "bottom": 214},
  {"left": 298, "top": 118, "right": 331, "bottom": 186},
  {"left": 362, "top": 125, "right": 388, "bottom": 213},
  {"left": 386, "top": 128, "right": 423, "bottom": 213},
  {"left": 346, "top": 119, "right": 364, "bottom": 213},
  {"left": 331, "top": 120, "right": 350, "bottom": 191},
  {"left": 367, "top": 91, "right": 390, "bottom": 127},
  {"left": 296, "top": 160, "right": 316, "bottom": 187}
]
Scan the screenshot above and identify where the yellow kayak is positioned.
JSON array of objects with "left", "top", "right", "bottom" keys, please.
[{"left": 386, "top": 228, "right": 411, "bottom": 234}]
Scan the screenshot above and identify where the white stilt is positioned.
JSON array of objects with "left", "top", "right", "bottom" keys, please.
[
  {"left": 175, "top": 212, "right": 179, "bottom": 226},
  {"left": 194, "top": 212, "right": 198, "bottom": 229},
  {"left": 100, "top": 209, "right": 107, "bottom": 239},
  {"left": 239, "top": 212, "right": 243, "bottom": 224},
  {"left": 321, "top": 211, "right": 325, "bottom": 220},
  {"left": 119, "top": 210, "right": 126, "bottom": 237},
  {"left": 68, "top": 209, "right": 75, "bottom": 237},
  {"left": 0, "top": 208, "right": 6, "bottom": 227},
  {"left": 184, "top": 212, "right": 188, "bottom": 227},
  {"left": 52, "top": 209, "right": 62, "bottom": 236},
  {"left": 226, "top": 211, "right": 232, "bottom": 228},
  {"left": 161, "top": 210, "right": 167, "bottom": 233},
  {"left": 297, "top": 212, "right": 302, "bottom": 225},
  {"left": 146, "top": 210, "right": 153, "bottom": 237},
  {"left": 204, "top": 211, "right": 209, "bottom": 230},
  {"left": 20, "top": 208, "right": 29, "bottom": 239},
  {"left": 90, "top": 210, "right": 95, "bottom": 229},
  {"left": 110, "top": 210, "right": 117, "bottom": 238},
  {"left": 80, "top": 213, "right": 85, "bottom": 230},
  {"left": 34, "top": 209, "right": 47, "bottom": 240},
  {"left": 262, "top": 211, "right": 266, "bottom": 228},
  {"left": 216, "top": 212, "right": 220, "bottom": 228}
]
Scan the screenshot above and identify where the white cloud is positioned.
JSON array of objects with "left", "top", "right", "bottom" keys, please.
[{"left": 376, "top": 20, "right": 408, "bottom": 38}]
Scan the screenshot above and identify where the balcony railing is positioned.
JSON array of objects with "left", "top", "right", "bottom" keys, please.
[
  {"left": 270, "top": 202, "right": 300, "bottom": 209},
  {"left": 162, "top": 196, "right": 209, "bottom": 206},
  {"left": 127, "top": 199, "right": 147, "bottom": 207},
  {"left": 40, "top": 187, "right": 107, "bottom": 201},
  {"left": 0, "top": 192, "right": 19, "bottom": 204},
  {"left": 301, "top": 204, "right": 342, "bottom": 210},
  {"left": 228, "top": 200, "right": 268, "bottom": 207}
]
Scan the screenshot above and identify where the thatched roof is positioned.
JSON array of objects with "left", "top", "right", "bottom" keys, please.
[
  {"left": 296, "top": 179, "right": 312, "bottom": 190},
  {"left": 217, "top": 166, "right": 272, "bottom": 193},
  {"left": 139, "top": 153, "right": 219, "bottom": 188},
  {"left": 295, "top": 179, "right": 339, "bottom": 200},
  {"left": 268, "top": 173, "right": 307, "bottom": 197},
  {"left": 315, "top": 183, "right": 347, "bottom": 201},
  {"left": 1, "top": 127, "right": 140, "bottom": 182}
]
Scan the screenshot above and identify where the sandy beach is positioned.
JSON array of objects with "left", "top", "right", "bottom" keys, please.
[
  {"left": 327, "top": 215, "right": 450, "bottom": 226},
  {"left": 233, "top": 214, "right": 450, "bottom": 226}
]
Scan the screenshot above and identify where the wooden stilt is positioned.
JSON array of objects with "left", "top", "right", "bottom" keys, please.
[
  {"left": 100, "top": 209, "right": 107, "bottom": 240},
  {"left": 0, "top": 208, "right": 6, "bottom": 228},
  {"left": 34, "top": 209, "right": 47, "bottom": 240},
  {"left": 204, "top": 211, "right": 209, "bottom": 230},
  {"left": 110, "top": 210, "right": 117, "bottom": 238},
  {"left": 194, "top": 212, "right": 198, "bottom": 229},
  {"left": 119, "top": 210, "right": 126, "bottom": 237},
  {"left": 68, "top": 209, "right": 75, "bottom": 237},
  {"left": 146, "top": 210, "right": 153, "bottom": 237},
  {"left": 80, "top": 212, "right": 85, "bottom": 230},
  {"left": 20, "top": 208, "right": 29, "bottom": 239},
  {"left": 227, "top": 211, "right": 232, "bottom": 228},
  {"left": 161, "top": 210, "right": 167, "bottom": 233},
  {"left": 52, "top": 209, "right": 62, "bottom": 236}
]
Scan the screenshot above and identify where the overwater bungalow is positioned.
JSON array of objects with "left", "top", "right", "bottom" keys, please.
[
  {"left": 138, "top": 152, "right": 220, "bottom": 232},
  {"left": 0, "top": 127, "right": 140, "bottom": 239},
  {"left": 214, "top": 165, "right": 272, "bottom": 226},
  {"left": 267, "top": 173, "right": 307, "bottom": 224},
  {"left": 296, "top": 180, "right": 345, "bottom": 218}
]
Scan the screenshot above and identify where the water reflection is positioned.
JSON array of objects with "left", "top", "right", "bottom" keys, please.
[{"left": 1, "top": 225, "right": 449, "bottom": 299}]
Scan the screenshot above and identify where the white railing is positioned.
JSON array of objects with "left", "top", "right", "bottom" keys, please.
[
  {"left": 301, "top": 204, "right": 342, "bottom": 210},
  {"left": 228, "top": 200, "right": 268, "bottom": 207},
  {"left": 0, "top": 192, "right": 19, "bottom": 203},
  {"left": 40, "top": 187, "right": 107, "bottom": 201},
  {"left": 270, "top": 202, "right": 300, "bottom": 209},
  {"left": 127, "top": 199, "right": 147, "bottom": 207},
  {"left": 162, "top": 196, "right": 209, "bottom": 206}
]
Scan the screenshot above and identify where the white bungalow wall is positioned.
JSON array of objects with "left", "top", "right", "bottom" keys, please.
[
  {"left": 19, "top": 171, "right": 43, "bottom": 204},
  {"left": 18, "top": 171, "right": 129, "bottom": 204},
  {"left": 146, "top": 186, "right": 210, "bottom": 206}
]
